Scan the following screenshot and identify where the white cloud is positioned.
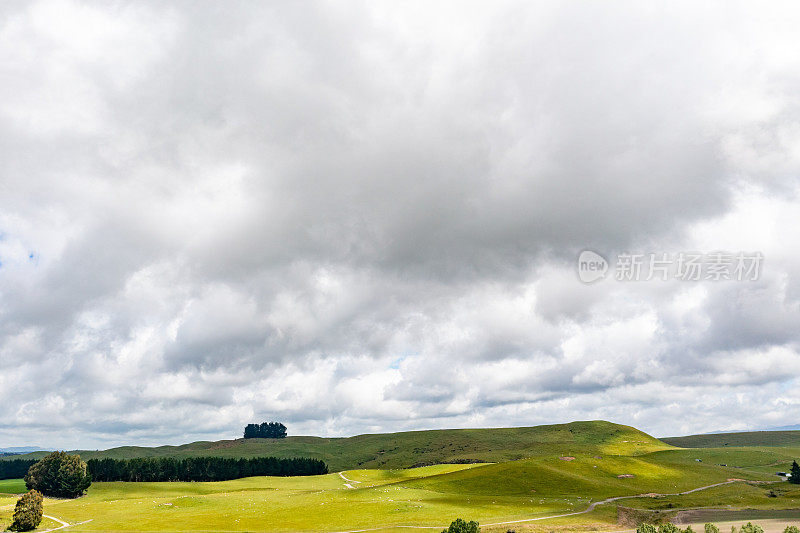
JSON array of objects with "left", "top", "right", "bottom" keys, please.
[{"left": 1, "top": 1, "right": 800, "bottom": 448}]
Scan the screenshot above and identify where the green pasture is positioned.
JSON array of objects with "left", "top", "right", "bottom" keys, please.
[{"left": 0, "top": 478, "right": 26, "bottom": 495}]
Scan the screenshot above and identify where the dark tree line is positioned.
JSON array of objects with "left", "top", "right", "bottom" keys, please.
[
  {"left": 244, "top": 422, "right": 287, "bottom": 439},
  {"left": 0, "top": 459, "right": 37, "bottom": 480},
  {"left": 86, "top": 455, "right": 327, "bottom": 482},
  {"left": 1, "top": 454, "right": 327, "bottom": 482}
]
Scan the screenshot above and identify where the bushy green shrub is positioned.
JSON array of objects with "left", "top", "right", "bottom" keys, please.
[
  {"left": 705, "top": 523, "right": 720, "bottom": 533},
  {"left": 25, "top": 451, "right": 91, "bottom": 498},
  {"left": 783, "top": 526, "right": 799, "bottom": 533},
  {"left": 442, "top": 518, "right": 480, "bottom": 533},
  {"left": 658, "top": 523, "right": 682, "bottom": 533},
  {"left": 7, "top": 490, "right": 43, "bottom": 531},
  {"left": 740, "top": 523, "right": 764, "bottom": 533},
  {"left": 638, "top": 524, "right": 658, "bottom": 533}
]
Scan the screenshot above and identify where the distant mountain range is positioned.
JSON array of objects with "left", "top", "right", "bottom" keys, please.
[
  {"left": 675, "top": 424, "right": 800, "bottom": 436},
  {"left": 0, "top": 446, "right": 50, "bottom": 454}
]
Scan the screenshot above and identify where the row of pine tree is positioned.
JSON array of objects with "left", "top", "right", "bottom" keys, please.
[{"left": 86, "top": 455, "right": 327, "bottom": 482}]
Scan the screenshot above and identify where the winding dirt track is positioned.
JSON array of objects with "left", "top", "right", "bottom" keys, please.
[
  {"left": 339, "top": 471, "right": 363, "bottom": 489},
  {"left": 41, "top": 514, "right": 69, "bottom": 531},
  {"left": 330, "top": 479, "right": 753, "bottom": 533},
  {"left": 39, "top": 515, "right": 93, "bottom": 532}
]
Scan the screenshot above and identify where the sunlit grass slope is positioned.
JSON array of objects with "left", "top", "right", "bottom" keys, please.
[{"left": 402, "top": 450, "right": 773, "bottom": 499}]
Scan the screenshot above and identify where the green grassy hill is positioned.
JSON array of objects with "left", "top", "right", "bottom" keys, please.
[
  {"left": 6, "top": 420, "right": 669, "bottom": 472},
  {"left": 663, "top": 430, "right": 800, "bottom": 448}
]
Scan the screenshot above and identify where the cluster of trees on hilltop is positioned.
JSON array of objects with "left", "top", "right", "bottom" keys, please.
[
  {"left": 244, "top": 422, "right": 287, "bottom": 439},
  {"left": 86, "top": 455, "right": 327, "bottom": 482}
]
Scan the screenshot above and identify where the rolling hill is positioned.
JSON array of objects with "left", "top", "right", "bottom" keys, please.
[
  {"left": 5, "top": 420, "right": 669, "bottom": 472},
  {"left": 662, "top": 430, "right": 800, "bottom": 448}
]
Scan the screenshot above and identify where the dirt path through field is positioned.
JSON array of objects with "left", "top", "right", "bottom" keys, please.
[
  {"left": 41, "top": 514, "right": 69, "bottom": 531},
  {"left": 39, "top": 515, "right": 93, "bottom": 532},
  {"left": 339, "top": 471, "right": 363, "bottom": 489}
]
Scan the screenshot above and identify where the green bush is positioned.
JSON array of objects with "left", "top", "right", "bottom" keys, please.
[
  {"left": 740, "top": 523, "right": 764, "bottom": 533},
  {"left": 659, "top": 524, "right": 682, "bottom": 533},
  {"left": 638, "top": 524, "right": 658, "bottom": 533},
  {"left": 25, "top": 451, "right": 91, "bottom": 498},
  {"left": 442, "top": 518, "right": 480, "bottom": 533},
  {"left": 783, "top": 526, "right": 800, "bottom": 533},
  {"left": 7, "top": 490, "right": 43, "bottom": 531},
  {"left": 685, "top": 526, "right": 695, "bottom": 533},
  {"left": 705, "top": 524, "right": 720, "bottom": 533}
]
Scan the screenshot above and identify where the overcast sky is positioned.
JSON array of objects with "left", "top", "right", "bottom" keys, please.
[{"left": 1, "top": 1, "right": 800, "bottom": 449}]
